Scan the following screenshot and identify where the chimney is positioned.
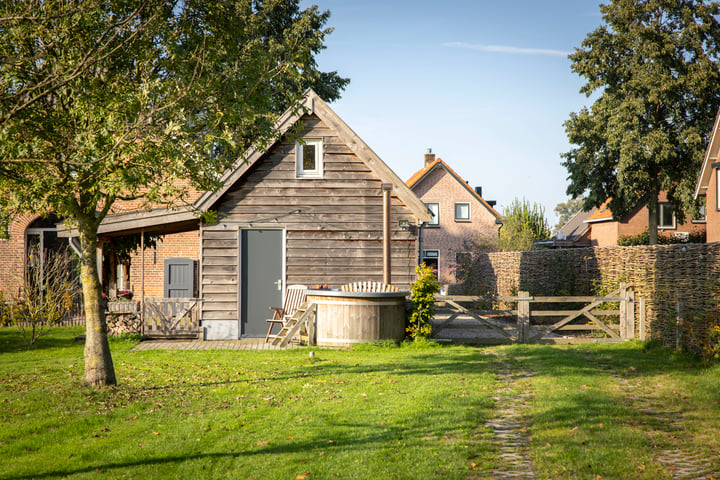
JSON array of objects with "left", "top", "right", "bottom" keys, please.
[
  {"left": 424, "top": 148, "right": 435, "bottom": 168},
  {"left": 474, "top": 186, "right": 482, "bottom": 197}
]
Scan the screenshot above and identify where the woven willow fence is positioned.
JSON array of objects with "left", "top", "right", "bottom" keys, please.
[{"left": 459, "top": 243, "right": 720, "bottom": 347}]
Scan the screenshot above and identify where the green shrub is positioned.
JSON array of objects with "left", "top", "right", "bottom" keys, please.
[
  {"left": 407, "top": 263, "right": 439, "bottom": 340},
  {"left": 618, "top": 229, "right": 705, "bottom": 246}
]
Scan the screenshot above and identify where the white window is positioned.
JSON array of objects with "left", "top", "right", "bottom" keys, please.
[
  {"left": 717, "top": 168, "right": 720, "bottom": 210},
  {"left": 658, "top": 203, "right": 676, "bottom": 229},
  {"left": 296, "top": 139, "right": 323, "bottom": 178},
  {"left": 422, "top": 250, "right": 439, "bottom": 277},
  {"left": 454, "top": 202, "right": 470, "bottom": 221},
  {"left": 426, "top": 203, "right": 439, "bottom": 226}
]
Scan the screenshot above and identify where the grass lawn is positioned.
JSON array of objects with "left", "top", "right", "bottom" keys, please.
[{"left": 1, "top": 327, "right": 719, "bottom": 480}]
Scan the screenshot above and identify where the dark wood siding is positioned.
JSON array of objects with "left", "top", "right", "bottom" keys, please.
[
  {"left": 200, "top": 229, "right": 239, "bottom": 323},
  {"left": 202, "top": 114, "right": 420, "bottom": 300}
]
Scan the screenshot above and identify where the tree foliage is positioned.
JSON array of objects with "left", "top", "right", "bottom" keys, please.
[
  {"left": 562, "top": 0, "right": 720, "bottom": 245},
  {"left": 498, "top": 198, "right": 551, "bottom": 252},
  {"left": 0, "top": 0, "right": 348, "bottom": 386}
]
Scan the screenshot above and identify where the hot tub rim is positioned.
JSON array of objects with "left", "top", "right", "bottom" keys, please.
[{"left": 306, "top": 289, "right": 409, "bottom": 299}]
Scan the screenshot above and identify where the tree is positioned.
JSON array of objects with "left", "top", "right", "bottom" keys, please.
[
  {"left": 562, "top": 0, "right": 720, "bottom": 245},
  {"left": 0, "top": 0, "right": 348, "bottom": 387},
  {"left": 498, "top": 198, "right": 551, "bottom": 252},
  {"left": 553, "top": 197, "right": 585, "bottom": 232}
]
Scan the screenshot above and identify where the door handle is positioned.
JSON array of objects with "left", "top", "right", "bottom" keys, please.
[{"left": 274, "top": 279, "right": 282, "bottom": 291}]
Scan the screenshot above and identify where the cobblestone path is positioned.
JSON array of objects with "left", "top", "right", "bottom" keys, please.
[
  {"left": 477, "top": 355, "right": 536, "bottom": 479},
  {"left": 598, "top": 362, "right": 719, "bottom": 480}
]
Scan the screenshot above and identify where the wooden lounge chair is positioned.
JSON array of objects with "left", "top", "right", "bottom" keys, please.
[
  {"left": 265, "top": 285, "right": 307, "bottom": 342},
  {"left": 340, "top": 281, "right": 399, "bottom": 293}
]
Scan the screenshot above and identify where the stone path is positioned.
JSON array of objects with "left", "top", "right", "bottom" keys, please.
[
  {"left": 595, "top": 362, "right": 718, "bottom": 480},
  {"left": 478, "top": 354, "right": 537, "bottom": 479},
  {"left": 131, "top": 338, "right": 296, "bottom": 351},
  {"left": 616, "top": 376, "right": 717, "bottom": 479}
]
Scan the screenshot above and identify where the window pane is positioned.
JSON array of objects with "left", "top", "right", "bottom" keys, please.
[
  {"left": 455, "top": 203, "right": 469, "bottom": 220},
  {"left": 659, "top": 204, "right": 674, "bottom": 227},
  {"left": 427, "top": 203, "right": 439, "bottom": 225},
  {"left": 303, "top": 144, "right": 316, "bottom": 171}
]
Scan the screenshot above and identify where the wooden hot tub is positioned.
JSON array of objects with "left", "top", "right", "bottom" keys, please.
[{"left": 306, "top": 289, "right": 408, "bottom": 346}]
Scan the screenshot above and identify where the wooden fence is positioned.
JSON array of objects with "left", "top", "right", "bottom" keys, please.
[
  {"left": 142, "top": 298, "right": 202, "bottom": 339},
  {"left": 434, "top": 284, "right": 637, "bottom": 344}
]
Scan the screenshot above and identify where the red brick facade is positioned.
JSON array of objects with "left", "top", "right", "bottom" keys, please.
[
  {"left": 126, "top": 230, "right": 200, "bottom": 299},
  {"left": 0, "top": 214, "right": 44, "bottom": 297},
  {"left": 407, "top": 156, "right": 501, "bottom": 285}
]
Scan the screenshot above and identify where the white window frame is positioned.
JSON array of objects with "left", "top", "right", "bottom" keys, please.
[
  {"left": 691, "top": 197, "right": 706, "bottom": 224},
  {"left": 296, "top": 139, "right": 323, "bottom": 178},
  {"left": 454, "top": 202, "right": 470, "bottom": 221},
  {"left": 658, "top": 202, "right": 676, "bottom": 229},
  {"left": 426, "top": 202, "right": 439, "bottom": 226},
  {"left": 717, "top": 168, "right": 720, "bottom": 210}
]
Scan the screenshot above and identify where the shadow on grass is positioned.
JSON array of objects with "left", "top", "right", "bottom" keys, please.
[
  {"left": 0, "top": 326, "right": 85, "bottom": 354},
  {"left": 3, "top": 393, "right": 491, "bottom": 480}
]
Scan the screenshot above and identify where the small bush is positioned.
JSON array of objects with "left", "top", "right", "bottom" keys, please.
[
  {"left": 683, "top": 312, "right": 720, "bottom": 364},
  {"left": 407, "top": 263, "right": 439, "bottom": 340},
  {"left": 618, "top": 229, "right": 705, "bottom": 246},
  {"left": 8, "top": 247, "right": 79, "bottom": 346}
]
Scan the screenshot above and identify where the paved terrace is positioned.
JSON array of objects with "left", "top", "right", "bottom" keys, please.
[{"left": 131, "top": 338, "right": 299, "bottom": 351}]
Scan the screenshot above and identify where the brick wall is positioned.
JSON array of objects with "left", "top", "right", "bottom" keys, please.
[
  {"left": 127, "top": 230, "right": 201, "bottom": 299},
  {"left": 412, "top": 167, "right": 498, "bottom": 284},
  {"left": 0, "top": 214, "right": 40, "bottom": 297}
]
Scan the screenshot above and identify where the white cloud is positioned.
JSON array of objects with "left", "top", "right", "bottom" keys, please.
[{"left": 443, "top": 42, "right": 571, "bottom": 57}]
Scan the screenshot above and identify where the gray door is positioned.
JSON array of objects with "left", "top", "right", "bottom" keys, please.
[
  {"left": 164, "top": 258, "right": 195, "bottom": 298},
  {"left": 241, "top": 229, "right": 283, "bottom": 337}
]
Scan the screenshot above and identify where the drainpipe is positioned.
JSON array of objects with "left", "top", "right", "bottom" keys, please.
[{"left": 382, "top": 183, "right": 393, "bottom": 285}]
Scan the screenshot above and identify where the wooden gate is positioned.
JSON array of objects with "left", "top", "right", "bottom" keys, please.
[
  {"left": 143, "top": 298, "right": 202, "bottom": 339},
  {"left": 434, "top": 284, "right": 636, "bottom": 344}
]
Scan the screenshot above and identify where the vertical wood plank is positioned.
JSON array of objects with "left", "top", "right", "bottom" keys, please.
[{"left": 517, "top": 291, "right": 530, "bottom": 343}]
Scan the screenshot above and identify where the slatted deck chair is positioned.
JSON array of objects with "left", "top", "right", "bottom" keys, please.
[
  {"left": 265, "top": 285, "right": 308, "bottom": 343},
  {"left": 340, "top": 281, "right": 399, "bottom": 293}
]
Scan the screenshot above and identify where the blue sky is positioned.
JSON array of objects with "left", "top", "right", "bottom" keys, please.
[{"left": 300, "top": 0, "right": 605, "bottom": 225}]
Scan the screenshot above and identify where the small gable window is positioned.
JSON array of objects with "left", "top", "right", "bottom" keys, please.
[
  {"left": 296, "top": 139, "right": 323, "bottom": 178},
  {"left": 454, "top": 202, "right": 470, "bottom": 221}
]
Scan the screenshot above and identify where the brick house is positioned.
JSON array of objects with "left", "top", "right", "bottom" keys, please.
[
  {"left": 584, "top": 194, "right": 706, "bottom": 246},
  {"left": 695, "top": 108, "right": 720, "bottom": 243},
  {"left": 406, "top": 151, "right": 501, "bottom": 285}
]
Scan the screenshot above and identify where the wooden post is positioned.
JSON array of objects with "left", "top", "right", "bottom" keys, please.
[
  {"left": 308, "top": 304, "right": 316, "bottom": 346},
  {"left": 619, "top": 283, "right": 635, "bottom": 340},
  {"left": 517, "top": 291, "right": 530, "bottom": 343},
  {"left": 639, "top": 298, "right": 646, "bottom": 341},
  {"left": 381, "top": 183, "right": 393, "bottom": 285},
  {"left": 140, "top": 229, "right": 145, "bottom": 331}
]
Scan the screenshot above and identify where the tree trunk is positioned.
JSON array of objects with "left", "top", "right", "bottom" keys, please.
[
  {"left": 647, "top": 197, "right": 659, "bottom": 245},
  {"left": 78, "top": 217, "right": 116, "bottom": 387}
]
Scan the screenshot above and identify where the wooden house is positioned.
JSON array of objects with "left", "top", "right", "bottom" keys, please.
[
  {"left": 406, "top": 151, "right": 501, "bottom": 285},
  {"left": 695, "top": 108, "right": 720, "bottom": 243},
  {"left": 88, "top": 90, "right": 431, "bottom": 339}
]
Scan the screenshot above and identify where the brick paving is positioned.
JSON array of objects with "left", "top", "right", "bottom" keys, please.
[
  {"left": 131, "top": 338, "right": 298, "bottom": 351},
  {"left": 478, "top": 353, "right": 537, "bottom": 479}
]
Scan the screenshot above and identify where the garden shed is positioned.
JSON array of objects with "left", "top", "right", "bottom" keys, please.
[{"left": 88, "top": 90, "right": 431, "bottom": 340}]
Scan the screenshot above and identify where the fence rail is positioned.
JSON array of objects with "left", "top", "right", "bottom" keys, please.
[{"left": 434, "top": 283, "right": 637, "bottom": 344}]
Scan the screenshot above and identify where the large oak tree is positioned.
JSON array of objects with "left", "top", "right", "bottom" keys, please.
[
  {"left": 562, "top": 0, "right": 720, "bottom": 244},
  {"left": 0, "top": 0, "right": 348, "bottom": 387}
]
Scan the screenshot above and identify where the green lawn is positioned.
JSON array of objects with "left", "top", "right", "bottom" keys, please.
[{"left": 1, "top": 327, "right": 719, "bottom": 480}]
